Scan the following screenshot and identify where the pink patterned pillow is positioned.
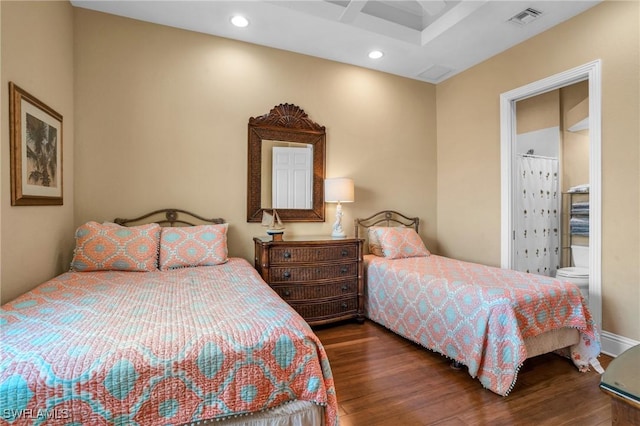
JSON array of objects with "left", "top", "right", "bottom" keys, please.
[
  {"left": 368, "top": 227, "right": 385, "bottom": 256},
  {"left": 71, "top": 221, "right": 161, "bottom": 271},
  {"left": 159, "top": 224, "right": 228, "bottom": 270},
  {"left": 373, "top": 227, "right": 430, "bottom": 259}
]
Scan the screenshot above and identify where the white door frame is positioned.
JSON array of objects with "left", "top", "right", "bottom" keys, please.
[{"left": 500, "top": 60, "right": 602, "bottom": 328}]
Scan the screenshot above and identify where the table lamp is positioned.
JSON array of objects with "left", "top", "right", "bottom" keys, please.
[{"left": 325, "top": 177, "right": 354, "bottom": 238}]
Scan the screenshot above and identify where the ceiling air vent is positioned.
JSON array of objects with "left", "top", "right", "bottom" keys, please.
[
  {"left": 417, "top": 64, "right": 453, "bottom": 82},
  {"left": 508, "top": 8, "right": 543, "bottom": 26}
]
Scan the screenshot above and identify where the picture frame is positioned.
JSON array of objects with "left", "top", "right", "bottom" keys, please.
[{"left": 9, "top": 82, "right": 63, "bottom": 206}]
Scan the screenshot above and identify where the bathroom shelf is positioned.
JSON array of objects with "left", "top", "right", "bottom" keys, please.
[{"left": 561, "top": 191, "right": 589, "bottom": 267}]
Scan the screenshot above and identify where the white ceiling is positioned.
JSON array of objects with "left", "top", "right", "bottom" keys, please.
[{"left": 70, "top": 0, "right": 601, "bottom": 84}]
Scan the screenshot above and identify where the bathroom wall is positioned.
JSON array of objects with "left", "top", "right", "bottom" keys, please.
[
  {"left": 516, "top": 90, "right": 560, "bottom": 157},
  {"left": 561, "top": 81, "right": 590, "bottom": 192}
]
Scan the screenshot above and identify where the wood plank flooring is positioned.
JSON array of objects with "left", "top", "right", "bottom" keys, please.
[{"left": 313, "top": 320, "right": 613, "bottom": 426}]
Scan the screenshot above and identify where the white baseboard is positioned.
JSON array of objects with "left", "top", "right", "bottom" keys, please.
[{"left": 601, "top": 330, "right": 639, "bottom": 357}]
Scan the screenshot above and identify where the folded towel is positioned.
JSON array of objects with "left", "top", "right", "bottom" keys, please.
[
  {"left": 568, "top": 184, "right": 590, "bottom": 193},
  {"left": 572, "top": 202, "right": 589, "bottom": 208},
  {"left": 570, "top": 216, "right": 589, "bottom": 236},
  {"left": 571, "top": 230, "right": 589, "bottom": 236}
]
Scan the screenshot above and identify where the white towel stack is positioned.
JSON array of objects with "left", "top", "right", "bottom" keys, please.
[{"left": 568, "top": 183, "right": 589, "bottom": 193}]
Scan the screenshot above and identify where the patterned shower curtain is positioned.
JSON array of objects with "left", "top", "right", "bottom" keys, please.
[{"left": 514, "top": 155, "right": 560, "bottom": 277}]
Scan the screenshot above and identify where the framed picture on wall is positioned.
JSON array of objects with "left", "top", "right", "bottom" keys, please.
[{"left": 9, "top": 82, "right": 63, "bottom": 206}]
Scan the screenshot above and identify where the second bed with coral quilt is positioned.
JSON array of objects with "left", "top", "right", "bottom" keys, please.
[{"left": 356, "top": 210, "right": 602, "bottom": 396}]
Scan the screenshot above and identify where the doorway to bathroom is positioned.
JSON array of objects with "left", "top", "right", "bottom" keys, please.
[
  {"left": 513, "top": 82, "right": 589, "bottom": 278},
  {"left": 500, "top": 60, "right": 602, "bottom": 327}
]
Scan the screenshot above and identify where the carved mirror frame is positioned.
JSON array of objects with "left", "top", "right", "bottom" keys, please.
[{"left": 247, "top": 103, "right": 326, "bottom": 222}]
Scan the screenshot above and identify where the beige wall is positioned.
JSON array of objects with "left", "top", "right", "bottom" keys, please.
[
  {"left": 73, "top": 9, "right": 438, "bottom": 264},
  {"left": 560, "top": 82, "right": 590, "bottom": 193},
  {"left": 436, "top": 1, "right": 640, "bottom": 339},
  {"left": 516, "top": 90, "right": 560, "bottom": 135},
  {"left": 1, "top": 1, "right": 75, "bottom": 303},
  {"left": 2, "top": 1, "right": 638, "bottom": 342}
]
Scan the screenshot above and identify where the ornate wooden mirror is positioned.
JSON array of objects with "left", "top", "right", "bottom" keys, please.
[{"left": 247, "top": 103, "right": 326, "bottom": 222}]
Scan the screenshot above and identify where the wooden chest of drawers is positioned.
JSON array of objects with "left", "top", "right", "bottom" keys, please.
[{"left": 254, "top": 236, "right": 364, "bottom": 326}]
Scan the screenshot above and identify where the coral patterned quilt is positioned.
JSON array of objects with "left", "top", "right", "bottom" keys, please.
[
  {"left": 0, "top": 258, "right": 337, "bottom": 425},
  {"left": 365, "top": 254, "right": 602, "bottom": 396}
]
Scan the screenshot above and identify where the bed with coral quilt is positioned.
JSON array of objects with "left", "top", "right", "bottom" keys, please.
[
  {"left": 0, "top": 210, "right": 337, "bottom": 425},
  {"left": 356, "top": 210, "right": 603, "bottom": 396}
]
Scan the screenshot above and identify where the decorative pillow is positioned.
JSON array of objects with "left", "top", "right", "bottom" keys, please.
[
  {"left": 159, "top": 224, "right": 228, "bottom": 270},
  {"left": 71, "top": 221, "right": 161, "bottom": 272},
  {"left": 372, "top": 226, "right": 430, "bottom": 259},
  {"left": 368, "top": 227, "right": 385, "bottom": 256}
]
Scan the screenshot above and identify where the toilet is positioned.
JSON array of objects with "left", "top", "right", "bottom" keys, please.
[{"left": 556, "top": 245, "right": 589, "bottom": 302}]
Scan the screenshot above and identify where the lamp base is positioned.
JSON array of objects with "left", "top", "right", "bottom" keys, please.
[{"left": 330, "top": 201, "right": 347, "bottom": 238}]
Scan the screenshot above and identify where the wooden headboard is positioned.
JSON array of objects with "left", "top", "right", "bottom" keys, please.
[
  {"left": 114, "top": 208, "right": 224, "bottom": 227},
  {"left": 354, "top": 210, "right": 420, "bottom": 239}
]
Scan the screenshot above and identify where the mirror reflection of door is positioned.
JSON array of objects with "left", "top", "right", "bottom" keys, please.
[{"left": 272, "top": 146, "right": 313, "bottom": 209}]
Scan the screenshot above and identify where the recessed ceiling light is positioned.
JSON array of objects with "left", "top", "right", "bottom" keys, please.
[
  {"left": 368, "top": 50, "right": 384, "bottom": 59},
  {"left": 231, "top": 15, "right": 249, "bottom": 28}
]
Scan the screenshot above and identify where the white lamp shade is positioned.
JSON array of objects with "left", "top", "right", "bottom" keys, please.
[{"left": 325, "top": 178, "right": 354, "bottom": 203}]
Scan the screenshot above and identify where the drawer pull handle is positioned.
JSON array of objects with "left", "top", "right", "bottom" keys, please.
[
  {"left": 341, "top": 249, "right": 348, "bottom": 257},
  {"left": 341, "top": 285, "right": 349, "bottom": 291},
  {"left": 283, "top": 271, "right": 291, "bottom": 279},
  {"left": 283, "top": 251, "right": 291, "bottom": 259},
  {"left": 284, "top": 290, "right": 291, "bottom": 297},
  {"left": 340, "top": 267, "right": 348, "bottom": 274},
  {"left": 341, "top": 302, "right": 348, "bottom": 309}
]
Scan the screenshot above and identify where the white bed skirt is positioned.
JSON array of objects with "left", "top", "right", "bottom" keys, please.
[{"left": 187, "top": 400, "right": 325, "bottom": 426}]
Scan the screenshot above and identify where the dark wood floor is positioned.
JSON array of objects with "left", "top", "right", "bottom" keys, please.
[{"left": 313, "top": 320, "right": 613, "bottom": 426}]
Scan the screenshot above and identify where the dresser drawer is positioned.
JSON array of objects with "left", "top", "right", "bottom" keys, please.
[
  {"left": 269, "top": 244, "right": 357, "bottom": 264},
  {"left": 253, "top": 236, "right": 364, "bottom": 326},
  {"left": 289, "top": 297, "right": 359, "bottom": 320},
  {"left": 270, "top": 263, "right": 357, "bottom": 283},
  {"left": 272, "top": 279, "right": 358, "bottom": 301}
]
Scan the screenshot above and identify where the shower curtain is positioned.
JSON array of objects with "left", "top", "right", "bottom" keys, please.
[{"left": 514, "top": 155, "right": 560, "bottom": 277}]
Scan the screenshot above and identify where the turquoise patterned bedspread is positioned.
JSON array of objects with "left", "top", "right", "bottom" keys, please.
[
  {"left": 0, "top": 258, "right": 337, "bottom": 425},
  {"left": 365, "top": 254, "right": 602, "bottom": 396}
]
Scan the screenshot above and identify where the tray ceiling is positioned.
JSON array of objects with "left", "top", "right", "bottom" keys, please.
[{"left": 71, "top": 0, "right": 601, "bottom": 83}]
